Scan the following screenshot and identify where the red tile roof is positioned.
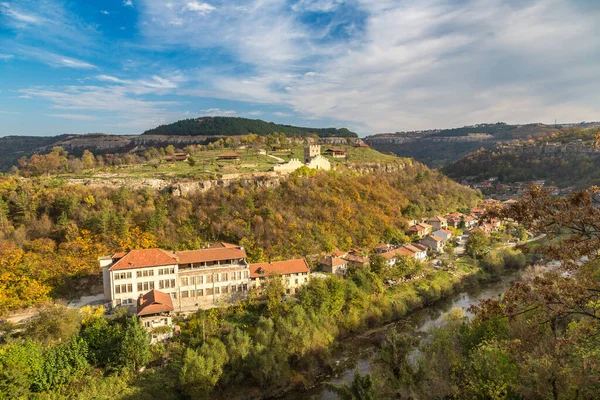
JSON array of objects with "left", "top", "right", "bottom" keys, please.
[
  {"left": 331, "top": 249, "right": 347, "bottom": 257},
  {"left": 137, "top": 290, "right": 174, "bottom": 316},
  {"left": 109, "top": 249, "right": 177, "bottom": 271},
  {"left": 331, "top": 257, "right": 348, "bottom": 267},
  {"left": 402, "top": 244, "right": 425, "bottom": 253},
  {"left": 177, "top": 247, "right": 247, "bottom": 264},
  {"left": 250, "top": 259, "right": 310, "bottom": 278},
  {"left": 441, "top": 229, "right": 453, "bottom": 234},
  {"left": 381, "top": 247, "right": 413, "bottom": 259}
]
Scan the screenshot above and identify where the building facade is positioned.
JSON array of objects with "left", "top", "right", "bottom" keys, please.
[
  {"left": 250, "top": 259, "right": 311, "bottom": 295},
  {"left": 101, "top": 243, "right": 251, "bottom": 312}
]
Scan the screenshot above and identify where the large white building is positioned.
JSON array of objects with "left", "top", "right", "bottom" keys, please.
[{"left": 101, "top": 243, "right": 251, "bottom": 311}]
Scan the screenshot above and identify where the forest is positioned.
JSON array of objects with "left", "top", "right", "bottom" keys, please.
[
  {"left": 442, "top": 148, "right": 600, "bottom": 188},
  {"left": 142, "top": 116, "right": 358, "bottom": 138}
]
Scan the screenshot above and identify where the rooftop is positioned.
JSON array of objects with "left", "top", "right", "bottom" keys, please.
[
  {"left": 109, "top": 249, "right": 177, "bottom": 271},
  {"left": 137, "top": 290, "right": 174, "bottom": 317}
]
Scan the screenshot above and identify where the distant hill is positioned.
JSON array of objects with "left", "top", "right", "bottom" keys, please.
[
  {"left": 364, "top": 123, "right": 571, "bottom": 167},
  {"left": 142, "top": 116, "right": 358, "bottom": 138},
  {"left": 442, "top": 127, "right": 600, "bottom": 188}
]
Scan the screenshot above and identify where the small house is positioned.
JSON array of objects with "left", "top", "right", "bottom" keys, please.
[
  {"left": 137, "top": 289, "right": 174, "bottom": 344},
  {"left": 324, "top": 148, "right": 347, "bottom": 158},
  {"left": 217, "top": 151, "right": 241, "bottom": 160},
  {"left": 407, "top": 223, "right": 432, "bottom": 238},
  {"left": 425, "top": 216, "right": 448, "bottom": 231},
  {"left": 420, "top": 235, "right": 445, "bottom": 253},
  {"left": 250, "top": 259, "right": 310, "bottom": 295}
]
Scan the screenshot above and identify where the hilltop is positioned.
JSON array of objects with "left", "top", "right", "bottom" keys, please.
[
  {"left": 442, "top": 126, "right": 600, "bottom": 191},
  {"left": 364, "top": 122, "right": 600, "bottom": 167},
  {"left": 0, "top": 117, "right": 357, "bottom": 172},
  {"left": 142, "top": 116, "right": 358, "bottom": 137}
]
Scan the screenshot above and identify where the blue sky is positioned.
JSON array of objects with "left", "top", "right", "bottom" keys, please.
[{"left": 0, "top": 0, "right": 599, "bottom": 136}]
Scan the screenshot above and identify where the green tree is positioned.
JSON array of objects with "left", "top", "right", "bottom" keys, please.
[
  {"left": 465, "top": 231, "right": 489, "bottom": 258},
  {"left": 117, "top": 316, "right": 149, "bottom": 370},
  {"left": 179, "top": 338, "right": 229, "bottom": 399}
]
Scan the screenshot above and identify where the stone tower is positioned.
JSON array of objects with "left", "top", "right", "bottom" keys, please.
[{"left": 304, "top": 144, "right": 321, "bottom": 164}]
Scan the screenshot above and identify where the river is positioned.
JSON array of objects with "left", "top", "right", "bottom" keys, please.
[{"left": 280, "top": 271, "right": 521, "bottom": 400}]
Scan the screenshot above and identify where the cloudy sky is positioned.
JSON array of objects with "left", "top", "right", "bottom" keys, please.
[{"left": 0, "top": 0, "right": 599, "bottom": 136}]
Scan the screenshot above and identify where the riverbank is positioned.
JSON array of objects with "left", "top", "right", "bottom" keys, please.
[
  {"left": 280, "top": 269, "right": 523, "bottom": 400},
  {"left": 229, "top": 260, "right": 493, "bottom": 400}
]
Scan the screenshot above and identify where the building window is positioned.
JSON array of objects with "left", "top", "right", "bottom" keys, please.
[
  {"left": 181, "top": 277, "right": 189, "bottom": 286},
  {"left": 206, "top": 288, "right": 213, "bottom": 295},
  {"left": 223, "top": 272, "right": 228, "bottom": 281},
  {"left": 216, "top": 273, "right": 221, "bottom": 282},
  {"left": 244, "top": 271, "right": 249, "bottom": 279},
  {"left": 222, "top": 286, "right": 229, "bottom": 294},
  {"left": 197, "top": 289, "right": 204, "bottom": 297},
  {"left": 127, "top": 284, "right": 132, "bottom": 293},
  {"left": 171, "top": 292, "right": 177, "bottom": 299},
  {"left": 171, "top": 279, "right": 175, "bottom": 288},
  {"left": 237, "top": 271, "right": 242, "bottom": 280},
  {"left": 150, "top": 281, "right": 155, "bottom": 289},
  {"left": 231, "top": 285, "right": 236, "bottom": 293},
  {"left": 215, "top": 287, "right": 220, "bottom": 294},
  {"left": 295, "top": 278, "right": 298, "bottom": 284},
  {"left": 181, "top": 291, "right": 189, "bottom": 298},
  {"left": 115, "top": 286, "right": 121, "bottom": 294},
  {"left": 207, "top": 274, "right": 213, "bottom": 283},
  {"left": 137, "top": 283, "right": 143, "bottom": 292}
]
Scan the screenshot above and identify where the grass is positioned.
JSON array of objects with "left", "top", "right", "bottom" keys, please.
[{"left": 59, "top": 144, "right": 403, "bottom": 182}]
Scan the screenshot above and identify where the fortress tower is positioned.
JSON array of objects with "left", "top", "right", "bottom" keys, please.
[{"left": 304, "top": 144, "right": 321, "bottom": 164}]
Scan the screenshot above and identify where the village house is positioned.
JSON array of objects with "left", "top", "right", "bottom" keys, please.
[
  {"left": 323, "top": 148, "right": 347, "bottom": 158},
  {"left": 250, "top": 259, "right": 311, "bottom": 294},
  {"left": 217, "top": 151, "right": 241, "bottom": 160},
  {"left": 425, "top": 216, "right": 448, "bottom": 231},
  {"left": 407, "top": 222, "right": 432, "bottom": 238},
  {"left": 420, "top": 235, "right": 445, "bottom": 253},
  {"left": 101, "top": 243, "right": 251, "bottom": 312},
  {"left": 380, "top": 247, "right": 414, "bottom": 266},
  {"left": 164, "top": 152, "right": 190, "bottom": 162},
  {"left": 137, "top": 289, "right": 174, "bottom": 343},
  {"left": 445, "top": 213, "right": 463, "bottom": 228},
  {"left": 463, "top": 215, "right": 477, "bottom": 228},
  {"left": 343, "top": 250, "right": 371, "bottom": 268},
  {"left": 433, "top": 228, "right": 453, "bottom": 242},
  {"left": 402, "top": 243, "right": 428, "bottom": 261},
  {"left": 320, "top": 256, "right": 349, "bottom": 275}
]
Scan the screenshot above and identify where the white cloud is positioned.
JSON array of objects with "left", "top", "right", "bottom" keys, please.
[
  {"left": 101, "top": 10, "right": 109, "bottom": 15},
  {"left": 0, "top": 2, "right": 40, "bottom": 24},
  {"left": 0, "top": 53, "right": 13, "bottom": 60},
  {"left": 137, "top": 0, "right": 600, "bottom": 132},
  {"left": 184, "top": 1, "right": 215, "bottom": 14},
  {"left": 47, "top": 113, "right": 98, "bottom": 120},
  {"left": 59, "top": 57, "right": 96, "bottom": 69},
  {"left": 201, "top": 108, "right": 237, "bottom": 116},
  {"left": 123, "top": 0, "right": 134, "bottom": 7},
  {"left": 19, "top": 71, "right": 190, "bottom": 131},
  {"left": 273, "top": 111, "right": 291, "bottom": 117}
]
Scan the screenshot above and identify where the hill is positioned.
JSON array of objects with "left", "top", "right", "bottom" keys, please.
[
  {"left": 364, "top": 123, "right": 579, "bottom": 167},
  {"left": 442, "top": 127, "right": 600, "bottom": 189},
  {"left": 142, "top": 116, "right": 358, "bottom": 137}
]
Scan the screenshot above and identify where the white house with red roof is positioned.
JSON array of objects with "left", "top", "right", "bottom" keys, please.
[
  {"left": 250, "top": 259, "right": 311, "bottom": 294},
  {"left": 101, "top": 242, "right": 251, "bottom": 311},
  {"left": 137, "top": 289, "right": 175, "bottom": 343}
]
